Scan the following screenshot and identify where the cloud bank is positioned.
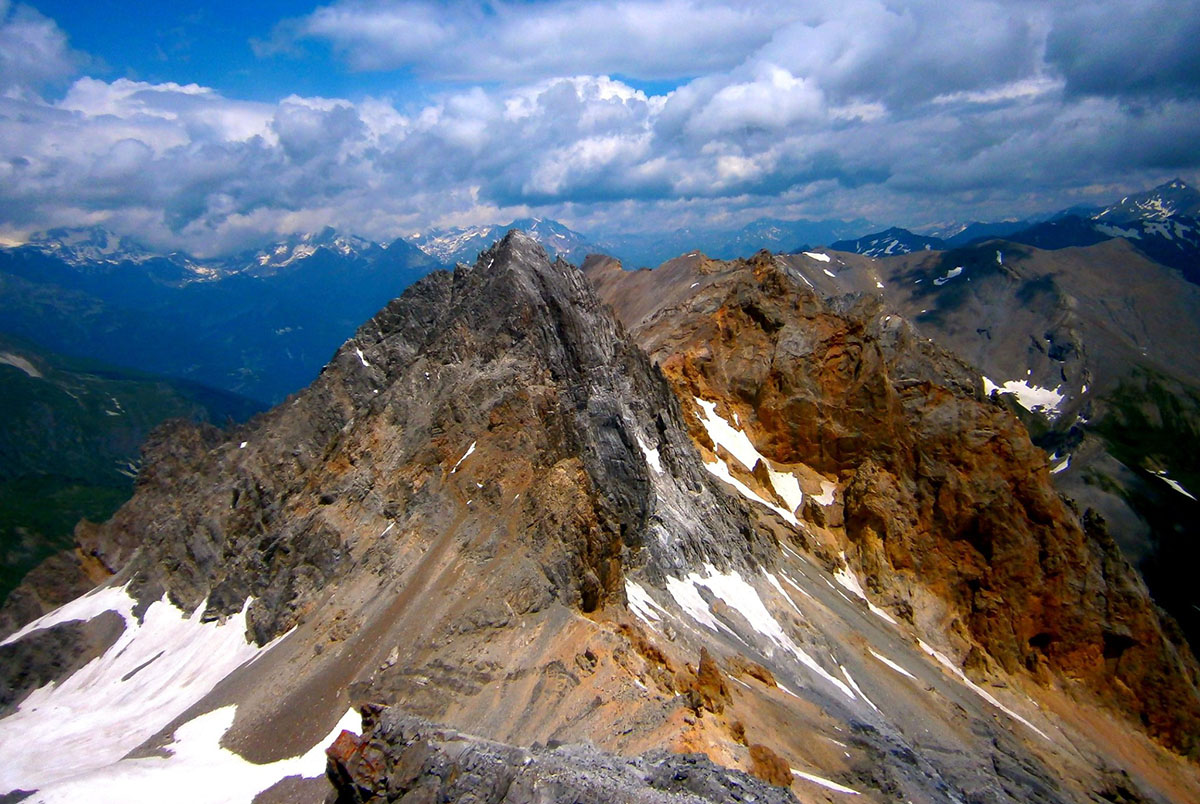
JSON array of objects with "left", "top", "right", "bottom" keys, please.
[{"left": 2, "top": 0, "right": 1199, "bottom": 253}]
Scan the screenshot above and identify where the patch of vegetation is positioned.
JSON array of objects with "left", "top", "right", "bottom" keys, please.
[
  {"left": 0, "top": 476, "right": 129, "bottom": 599},
  {"left": 0, "top": 332, "right": 265, "bottom": 604}
]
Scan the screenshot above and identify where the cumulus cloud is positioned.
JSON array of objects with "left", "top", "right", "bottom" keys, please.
[
  {"left": 2, "top": 0, "right": 1200, "bottom": 252},
  {"left": 274, "top": 0, "right": 787, "bottom": 80},
  {"left": 0, "top": 0, "right": 82, "bottom": 97}
]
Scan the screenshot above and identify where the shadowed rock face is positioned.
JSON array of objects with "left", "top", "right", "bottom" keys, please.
[{"left": 586, "top": 249, "right": 1200, "bottom": 756}]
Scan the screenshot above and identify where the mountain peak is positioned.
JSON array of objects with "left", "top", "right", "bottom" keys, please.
[
  {"left": 1094, "top": 178, "right": 1200, "bottom": 223},
  {"left": 22, "top": 226, "right": 155, "bottom": 265}
]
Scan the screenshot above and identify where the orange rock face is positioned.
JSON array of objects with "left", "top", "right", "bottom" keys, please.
[{"left": 586, "top": 250, "right": 1200, "bottom": 756}]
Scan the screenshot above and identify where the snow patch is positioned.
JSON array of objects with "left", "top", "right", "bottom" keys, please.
[
  {"left": 875, "top": 280, "right": 884, "bottom": 289},
  {"left": 823, "top": 268, "right": 836, "bottom": 278},
  {"left": 28, "top": 706, "right": 361, "bottom": 804},
  {"left": 1050, "top": 454, "right": 1070, "bottom": 475},
  {"left": 767, "top": 468, "right": 804, "bottom": 513},
  {"left": 982, "top": 377, "right": 1064, "bottom": 416},
  {"left": 0, "top": 585, "right": 292, "bottom": 793},
  {"left": 636, "top": 434, "right": 663, "bottom": 474},
  {"left": 354, "top": 347, "right": 370, "bottom": 367},
  {"left": 812, "top": 480, "right": 836, "bottom": 506},
  {"left": 803, "top": 251, "right": 831, "bottom": 263},
  {"left": 933, "top": 266, "right": 963, "bottom": 286}
]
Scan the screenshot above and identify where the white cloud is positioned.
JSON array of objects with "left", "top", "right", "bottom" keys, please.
[
  {"left": 284, "top": 0, "right": 787, "bottom": 80},
  {"left": 0, "top": 0, "right": 81, "bottom": 98},
  {"left": 0, "top": 1, "right": 1198, "bottom": 252}
]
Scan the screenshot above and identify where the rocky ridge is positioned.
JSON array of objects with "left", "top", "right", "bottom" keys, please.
[
  {"left": 325, "top": 710, "right": 799, "bottom": 804},
  {"left": 585, "top": 249, "right": 1200, "bottom": 754}
]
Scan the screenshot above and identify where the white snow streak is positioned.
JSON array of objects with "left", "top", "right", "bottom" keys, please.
[
  {"left": 450, "top": 441, "right": 476, "bottom": 472},
  {"left": 832, "top": 554, "right": 897, "bottom": 624},
  {"left": 694, "top": 398, "right": 800, "bottom": 525},
  {"left": 869, "top": 649, "right": 917, "bottom": 680},
  {"left": 803, "top": 252, "right": 831, "bottom": 263},
  {"left": 667, "top": 565, "right": 857, "bottom": 702},
  {"left": 625, "top": 580, "right": 669, "bottom": 627},
  {"left": 918, "top": 640, "right": 1049, "bottom": 740},
  {"left": 354, "top": 347, "right": 370, "bottom": 367},
  {"left": 1154, "top": 470, "right": 1197, "bottom": 501},
  {"left": 791, "top": 768, "right": 860, "bottom": 795}
]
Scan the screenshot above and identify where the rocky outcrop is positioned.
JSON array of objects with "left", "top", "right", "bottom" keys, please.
[
  {"left": 587, "top": 249, "right": 1200, "bottom": 756},
  {"left": 324, "top": 709, "right": 799, "bottom": 804}
]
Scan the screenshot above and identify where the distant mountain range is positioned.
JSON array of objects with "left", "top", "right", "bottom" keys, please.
[
  {"left": 407, "top": 216, "right": 873, "bottom": 268},
  {"left": 4, "top": 179, "right": 1196, "bottom": 410},
  {"left": 0, "top": 227, "right": 444, "bottom": 404},
  {"left": 409, "top": 217, "right": 603, "bottom": 266},
  {"left": 830, "top": 179, "right": 1200, "bottom": 282}
]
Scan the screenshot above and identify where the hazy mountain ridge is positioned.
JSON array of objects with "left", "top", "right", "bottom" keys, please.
[{"left": 0, "top": 229, "right": 445, "bottom": 404}]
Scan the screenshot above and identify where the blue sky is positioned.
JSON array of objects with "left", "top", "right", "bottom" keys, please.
[{"left": 1, "top": 0, "right": 1198, "bottom": 255}]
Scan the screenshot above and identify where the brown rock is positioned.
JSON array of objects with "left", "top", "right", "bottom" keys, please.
[
  {"left": 749, "top": 743, "right": 793, "bottom": 787},
  {"left": 587, "top": 248, "right": 1200, "bottom": 757}
]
